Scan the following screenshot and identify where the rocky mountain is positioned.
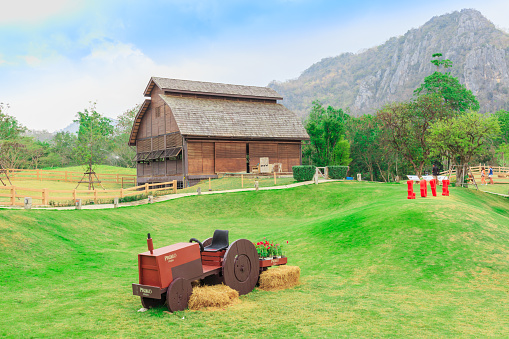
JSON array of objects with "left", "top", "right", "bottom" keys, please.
[{"left": 269, "top": 9, "right": 509, "bottom": 118}]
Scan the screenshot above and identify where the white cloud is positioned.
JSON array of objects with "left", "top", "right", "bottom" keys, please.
[{"left": 0, "top": 0, "right": 85, "bottom": 24}]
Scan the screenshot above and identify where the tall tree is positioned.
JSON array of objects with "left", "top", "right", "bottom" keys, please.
[
  {"left": 377, "top": 93, "right": 455, "bottom": 176},
  {"left": 414, "top": 53, "right": 479, "bottom": 112},
  {"left": 74, "top": 103, "right": 114, "bottom": 172},
  {"left": 428, "top": 111, "right": 500, "bottom": 184},
  {"left": 346, "top": 115, "right": 382, "bottom": 181},
  {"left": 110, "top": 104, "right": 139, "bottom": 168},
  {"left": 304, "top": 101, "right": 349, "bottom": 166}
]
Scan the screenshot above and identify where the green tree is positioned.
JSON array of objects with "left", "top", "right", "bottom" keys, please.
[
  {"left": 0, "top": 103, "right": 25, "bottom": 140},
  {"left": 110, "top": 104, "right": 139, "bottom": 168},
  {"left": 346, "top": 115, "right": 381, "bottom": 181},
  {"left": 377, "top": 93, "right": 455, "bottom": 176},
  {"left": 414, "top": 53, "right": 479, "bottom": 112},
  {"left": 74, "top": 103, "right": 114, "bottom": 173},
  {"left": 45, "top": 131, "right": 78, "bottom": 167},
  {"left": 304, "top": 101, "right": 349, "bottom": 166},
  {"left": 428, "top": 111, "right": 501, "bottom": 185},
  {"left": 493, "top": 110, "right": 509, "bottom": 166}
]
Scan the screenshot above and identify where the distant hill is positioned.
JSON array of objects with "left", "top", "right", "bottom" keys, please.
[{"left": 269, "top": 9, "right": 509, "bottom": 118}]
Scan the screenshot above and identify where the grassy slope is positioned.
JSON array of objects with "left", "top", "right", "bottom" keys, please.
[{"left": 0, "top": 182, "right": 508, "bottom": 338}]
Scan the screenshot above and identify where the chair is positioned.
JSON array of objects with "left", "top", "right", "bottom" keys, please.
[{"left": 203, "top": 230, "right": 229, "bottom": 252}]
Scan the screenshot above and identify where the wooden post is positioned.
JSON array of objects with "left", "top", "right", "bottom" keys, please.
[
  {"left": 241, "top": 174, "right": 244, "bottom": 188},
  {"left": 209, "top": 177, "right": 211, "bottom": 191},
  {"left": 120, "top": 188, "right": 124, "bottom": 198},
  {"left": 145, "top": 183, "right": 149, "bottom": 194},
  {"left": 121, "top": 177, "right": 124, "bottom": 189},
  {"left": 10, "top": 186, "right": 15, "bottom": 205},
  {"left": 65, "top": 171, "right": 68, "bottom": 182},
  {"left": 37, "top": 169, "right": 40, "bottom": 181},
  {"left": 116, "top": 174, "right": 120, "bottom": 184},
  {"left": 94, "top": 189, "right": 98, "bottom": 203},
  {"left": 173, "top": 180, "right": 177, "bottom": 194},
  {"left": 42, "top": 188, "right": 49, "bottom": 205},
  {"left": 73, "top": 189, "right": 77, "bottom": 201}
]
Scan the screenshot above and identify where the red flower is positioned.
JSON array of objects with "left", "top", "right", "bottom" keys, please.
[{"left": 286, "top": 241, "right": 289, "bottom": 244}]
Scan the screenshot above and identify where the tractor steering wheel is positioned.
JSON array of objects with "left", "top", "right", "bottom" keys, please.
[{"left": 189, "top": 238, "right": 204, "bottom": 252}]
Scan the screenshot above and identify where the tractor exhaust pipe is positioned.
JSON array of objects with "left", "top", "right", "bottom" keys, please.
[{"left": 147, "top": 233, "right": 154, "bottom": 254}]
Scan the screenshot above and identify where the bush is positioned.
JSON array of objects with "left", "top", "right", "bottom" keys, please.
[
  {"left": 292, "top": 165, "right": 316, "bottom": 182},
  {"left": 327, "top": 166, "right": 349, "bottom": 179}
]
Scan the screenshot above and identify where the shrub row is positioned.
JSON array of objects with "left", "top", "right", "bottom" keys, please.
[
  {"left": 292, "top": 165, "right": 316, "bottom": 182},
  {"left": 327, "top": 166, "right": 349, "bottom": 179}
]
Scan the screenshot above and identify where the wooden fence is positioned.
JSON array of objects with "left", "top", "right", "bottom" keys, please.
[
  {"left": 0, "top": 180, "right": 177, "bottom": 207},
  {"left": 440, "top": 165, "right": 509, "bottom": 177},
  {"left": 4, "top": 169, "right": 137, "bottom": 187}
]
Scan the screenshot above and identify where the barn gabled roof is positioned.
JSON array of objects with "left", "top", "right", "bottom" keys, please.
[
  {"left": 158, "top": 94, "right": 309, "bottom": 140},
  {"left": 128, "top": 99, "right": 151, "bottom": 146},
  {"left": 144, "top": 77, "right": 283, "bottom": 101}
]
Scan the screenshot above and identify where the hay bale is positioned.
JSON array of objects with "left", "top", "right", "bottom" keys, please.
[
  {"left": 258, "top": 265, "right": 300, "bottom": 291},
  {"left": 188, "top": 284, "right": 239, "bottom": 310}
]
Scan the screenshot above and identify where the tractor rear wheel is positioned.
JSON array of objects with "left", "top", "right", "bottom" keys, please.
[
  {"left": 166, "top": 278, "right": 192, "bottom": 312},
  {"left": 222, "top": 239, "right": 259, "bottom": 295},
  {"left": 140, "top": 296, "right": 165, "bottom": 309}
]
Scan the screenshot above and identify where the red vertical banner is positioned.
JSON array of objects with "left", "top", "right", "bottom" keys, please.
[
  {"left": 407, "top": 180, "right": 416, "bottom": 199},
  {"left": 442, "top": 180, "right": 450, "bottom": 196},
  {"left": 430, "top": 179, "right": 437, "bottom": 197},
  {"left": 420, "top": 180, "right": 427, "bottom": 197}
]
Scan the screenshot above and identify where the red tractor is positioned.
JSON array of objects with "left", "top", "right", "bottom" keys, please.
[{"left": 132, "top": 230, "right": 287, "bottom": 312}]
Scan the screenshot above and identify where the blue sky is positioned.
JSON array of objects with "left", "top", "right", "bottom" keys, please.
[{"left": 1, "top": 0, "right": 508, "bottom": 131}]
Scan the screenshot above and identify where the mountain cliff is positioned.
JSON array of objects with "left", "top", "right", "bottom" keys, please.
[{"left": 269, "top": 9, "right": 509, "bottom": 118}]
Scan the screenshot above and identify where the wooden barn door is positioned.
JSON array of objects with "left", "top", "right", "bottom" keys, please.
[
  {"left": 278, "top": 143, "right": 301, "bottom": 172},
  {"left": 215, "top": 142, "right": 246, "bottom": 173},
  {"left": 249, "top": 143, "right": 278, "bottom": 170},
  {"left": 188, "top": 142, "right": 215, "bottom": 175}
]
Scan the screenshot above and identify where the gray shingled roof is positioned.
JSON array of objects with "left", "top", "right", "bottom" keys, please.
[
  {"left": 152, "top": 77, "right": 283, "bottom": 100},
  {"left": 160, "top": 95, "right": 309, "bottom": 140}
]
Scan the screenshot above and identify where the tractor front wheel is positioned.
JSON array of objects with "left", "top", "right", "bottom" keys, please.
[
  {"left": 166, "top": 278, "right": 192, "bottom": 312},
  {"left": 223, "top": 239, "right": 259, "bottom": 295}
]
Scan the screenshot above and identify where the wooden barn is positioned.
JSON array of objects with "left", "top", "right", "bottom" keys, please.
[{"left": 129, "top": 77, "right": 309, "bottom": 186}]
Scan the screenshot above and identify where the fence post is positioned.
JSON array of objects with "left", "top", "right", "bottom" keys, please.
[
  {"left": 117, "top": 174, "right": 120, "bottom": 184},
  {"left": 173, "top": 180, "right": 177, "bottom": 194},
  {"left": 209, "top": 177, "right": 211, "bottom": 191},
  {"left": 120, "top": 188, "right": 124, "bottom": 198},
  {"left": 65, "top": 171, "right": 68, "bottom": 182},
  {"left": 145, "top": 183, "right": 149, "bottom": 194},
  {"left": 121, "top": 177, "right": 124, "bottom": 189},
  {"left": 10, "top": 186, "right": 15, "bottom": 205},
  {"left": 94, "top": 189, "right": 98, "bottom": 203},
  {"left": 42, "top": 188, "right": 49, "bottom": 205},
  {"left": 241, "top": 174, "right": 244, "bottom": 188},
  {"left": 73, "top": 189, "right": 77, "bottom": 201},
  {"left": 24, "top": 197, "right": 32, "bottom": 210}
]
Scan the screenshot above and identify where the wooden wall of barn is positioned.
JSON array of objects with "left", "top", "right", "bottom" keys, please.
[{"left": 186, "top": 140, "right": 300, "bottom": 175}]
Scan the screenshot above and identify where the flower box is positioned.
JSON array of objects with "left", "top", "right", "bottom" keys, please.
[{"left": 259, "top": 256, "right": 287, "bottom": 268}]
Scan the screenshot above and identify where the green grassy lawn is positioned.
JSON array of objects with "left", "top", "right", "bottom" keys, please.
[
  {"left": 179, "top": 175, "right": 297, "bottom": 193},
  {"left": 1, "top": 182, "right": 508, "bottom": 337},
  {"left": 40, "top": 165, "right": 136, "bottom": 175}
]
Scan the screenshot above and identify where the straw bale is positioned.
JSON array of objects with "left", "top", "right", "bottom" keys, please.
[
  {"left": 188, "top": 284, "right": 240, "bottom": 310},
  {"left": 258, "top": 265, "right": 300, "bottom": 291}
]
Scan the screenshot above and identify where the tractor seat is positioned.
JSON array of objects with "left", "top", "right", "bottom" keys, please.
[{"left": 203, "top": 230, "right": 229, "bottom": 252}]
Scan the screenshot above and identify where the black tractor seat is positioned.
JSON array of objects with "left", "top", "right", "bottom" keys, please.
[{"left": 203, "top": 230, "right": 229, "bottom": 252}]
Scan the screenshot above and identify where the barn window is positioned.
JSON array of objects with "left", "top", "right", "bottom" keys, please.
[{"left": 155, "top": 106, "right": 162, "bottom": 118}]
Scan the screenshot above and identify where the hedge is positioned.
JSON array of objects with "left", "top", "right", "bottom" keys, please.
[
  {"left": 292, "top": 165, "right": 316, "bottom": 182},
  {"left": 327, "top": 166, "right": 349, "bottom": 179}
]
